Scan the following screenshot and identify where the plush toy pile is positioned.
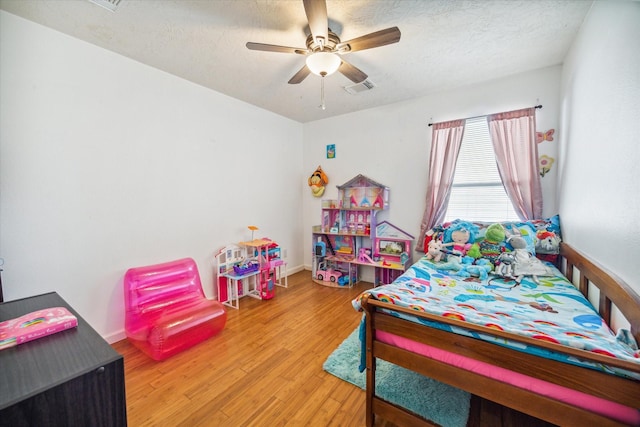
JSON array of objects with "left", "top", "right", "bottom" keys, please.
[{"left": 422, "top": 216, "right": 562, "bottom": 284}]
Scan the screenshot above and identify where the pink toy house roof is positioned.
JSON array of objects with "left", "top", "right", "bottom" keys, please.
[
  {"left": 376, "top": 221, "right": 415, "bottom": 241},
  {"left": 336, "top": 174, "right": 388, "bottom": 190}
]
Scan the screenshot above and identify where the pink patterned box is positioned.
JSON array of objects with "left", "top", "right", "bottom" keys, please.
[{"left": 0, "top": 307, "right": 78, "bottom": 350}]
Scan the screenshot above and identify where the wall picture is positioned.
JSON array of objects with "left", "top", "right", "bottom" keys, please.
[{"left": 326, "top": 144, "right": 335, "bottom": 159}]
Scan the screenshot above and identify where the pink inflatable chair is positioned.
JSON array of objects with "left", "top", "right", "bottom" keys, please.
[{"left": 124, "top": 258, "right": 226, "bottom": 361}]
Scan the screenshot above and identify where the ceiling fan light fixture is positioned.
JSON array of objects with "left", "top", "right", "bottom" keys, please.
[{"left": 306, "top": 52, "right": 341, "bottom": 77}]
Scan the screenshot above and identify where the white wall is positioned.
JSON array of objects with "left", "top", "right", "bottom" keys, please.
[
  {"left": 558, "top": 1, "right": 640, "bottom": 326},
  {"left": 0, "top": 11, "right": 304, "bottom": 342},
  {"left": 302, "top": 66, "right": 562, "bottom": 275},
  {"left": 5, "top": 1, "right": 637, "bottom": 343}
]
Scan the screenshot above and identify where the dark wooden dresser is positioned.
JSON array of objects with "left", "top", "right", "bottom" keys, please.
[{"left": 0, "top": 292, "right": 126, "bottom": 426}]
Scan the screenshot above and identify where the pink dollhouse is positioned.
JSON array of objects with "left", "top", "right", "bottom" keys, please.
[
  {"left": 373, "top": 221, "right": 414, "bottom": 284},
  {"left": 215, "top": 238, "right": 287, "bottom": 309},
  {"left": 313, "top": 174, "right": 414, "bottom": 287}
]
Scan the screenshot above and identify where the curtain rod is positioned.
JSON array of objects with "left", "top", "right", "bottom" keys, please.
[{"left": 427, "top": 104, "right": 542, "bottom": 127}]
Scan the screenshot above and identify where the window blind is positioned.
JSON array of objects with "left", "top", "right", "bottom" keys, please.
[{"left": 444, "top": 117, "right": 520, "bottom": 222}]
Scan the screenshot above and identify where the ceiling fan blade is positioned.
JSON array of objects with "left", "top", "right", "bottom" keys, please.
[
  {"left": 338, "top": 60, "right": 368, "bottom": 84},
  {"left": 288, "top": 65, "right": 311, "bottom": 84},
  {"left": 303, "top": 0, "right": 328, "bottom": 47},
  {"left": 246, "top": 42, "right": 308, "bottom": 55},
  {"left": 337, "top": 27, "right": 401, "bottom": 53}
]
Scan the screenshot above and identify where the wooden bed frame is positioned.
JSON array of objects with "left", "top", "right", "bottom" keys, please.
[{"left": 360, "top": 243, "right": 640, "bottom": 427}]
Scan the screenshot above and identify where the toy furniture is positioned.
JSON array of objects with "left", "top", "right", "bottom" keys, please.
[
  {"left": 1, "top": 292, "right": 126, "bottom": 426},
  {"left": 312, "top": 174, "right": 412, "bottom": 287},
  {"left": 216, "top": 244, "right": 256, "bottom": 309},
  {"left": 216, "top": 238, "right": 287, "bottom": 309},
  {"left": 239, "top": 238, "right": 282, "bottom": 300},
  {"left": 372, "top": 221, "right": 414, "bottom": 285},
  {"left": 124, "top": 258, "right": 227, "bottom": 361}
]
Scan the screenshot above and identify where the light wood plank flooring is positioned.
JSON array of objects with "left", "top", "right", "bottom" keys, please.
[
  {"left": 112, "top": 271, "right": 384, "bottom": 426},
  {"left": 112, "top": 271, "right": 551, "bottom": 427}
]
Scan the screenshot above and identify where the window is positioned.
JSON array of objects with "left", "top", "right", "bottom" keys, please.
[{"left": 444, "top": 117, "right": 519, "bottom": 222}]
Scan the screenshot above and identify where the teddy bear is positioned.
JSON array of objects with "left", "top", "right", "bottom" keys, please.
[{"left": 425, "top": 239, "right": 445, "bottom": 262}]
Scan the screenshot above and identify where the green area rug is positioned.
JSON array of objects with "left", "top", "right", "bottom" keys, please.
[{"left": 323, "top": 327, "right": 470, "bottom": 427}]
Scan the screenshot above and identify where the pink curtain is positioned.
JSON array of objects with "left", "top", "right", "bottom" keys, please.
[
  {"left": 418, "top": 120, "right": 465, "bottom": 246},
  {"left": 487, "top": 108, "right": 543, "bottom": 220}
]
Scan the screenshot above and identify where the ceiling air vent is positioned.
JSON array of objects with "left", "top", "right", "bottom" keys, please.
[
  {"left": 87, "top": 0, "right": 121, "bottom": 12},
  {"left": 343, "top": 79, "right": 376, "bottom": 95}
]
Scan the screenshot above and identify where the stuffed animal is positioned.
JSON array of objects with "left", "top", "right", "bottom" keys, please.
[
  {"left": 505, "top": 233, "right": 532, "bottom": 265},
  {"left": 466, "top": 242, "right": 482, "bottom": 259},
  {"left": 423, "top": 225, "right": 445, "bottom": 253},
  {"left": 536, "top": 230, "right": 561, "bottom": 254},
  {"left": 479, "top": 223, "right": 506, "bottom": 264},
  {"left": 491, "top": 227, "right": 530, "bottom": 281},
  {"left": 457, "top": 258, "right": 493, "bottom": 280},
  {"left": 497, "top": 228, "right": 554, "bottom": 284},
  {"left": 442, "top": 221, "right": 479, "bottom": 256},
  {"left": 425, "top": 239, "right": 445, "bottom": 262},
  {"left": 431, "top": 255, "right": 465, "bottom": 271},
  {"left": 308, "top": 166, "right": 328, "bottom": 197},
  {"left": 495, "top": 251, "right": 516, "bottom": 277},
  {"left": 513, "top": 257, "right": 555, "bottom": 285},
  {"left": 535, "top": 228, "right": 562, "bottom": 264},
  {"left": 510, "top": 235, "right": 554, "bottom": 284},
  {"left": 531, "top": 216, "right": 562, "bottom": 263}
]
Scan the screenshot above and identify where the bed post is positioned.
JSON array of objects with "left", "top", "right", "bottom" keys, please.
[{"left": 363, "top": 295, "right": 376, "bottom": 427}]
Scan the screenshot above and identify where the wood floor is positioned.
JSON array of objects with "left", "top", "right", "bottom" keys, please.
[{"left": 112, "top": 271, "right": 553, "bottom": 427}]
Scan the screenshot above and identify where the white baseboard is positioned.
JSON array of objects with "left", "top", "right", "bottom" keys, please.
[
  {"left": 105, "top": 330, "right": 126, "bottom": 345},
  {"left": 286, "top": 264, "right": 305, "bottom": 275},
  {"left": 106, "top": 264, "right": 309, "bottom": 345}
]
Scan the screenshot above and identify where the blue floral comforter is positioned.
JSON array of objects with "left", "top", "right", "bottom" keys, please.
[{"left": 353, "top": 256, "right": 640, "bottom": 380}]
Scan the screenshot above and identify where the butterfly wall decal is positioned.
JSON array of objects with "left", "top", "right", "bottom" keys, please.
[{"left": 536, "top": 129, "right": 555, "bottom": 143}]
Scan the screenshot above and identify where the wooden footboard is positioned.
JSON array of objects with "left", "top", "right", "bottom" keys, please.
[{"left": 360, "top": 243, "right": 640, "bottom": 427}]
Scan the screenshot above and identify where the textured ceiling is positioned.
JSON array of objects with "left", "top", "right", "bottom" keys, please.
[{"left": 0, "top": 0, "right": 592, "bottom": 123}]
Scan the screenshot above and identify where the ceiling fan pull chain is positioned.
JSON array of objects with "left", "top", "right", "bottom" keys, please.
[{"left": 320, "top": 77, "right": 326, "bottom": 110}]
